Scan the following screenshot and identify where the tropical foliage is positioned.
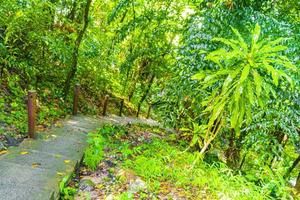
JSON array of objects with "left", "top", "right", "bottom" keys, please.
[{"left": 0, "top": 0, "right": 300, "bottom": 199}]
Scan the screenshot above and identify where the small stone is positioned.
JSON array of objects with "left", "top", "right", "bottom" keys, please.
[
  {"left": 128, "top": 178, "right": 147, "bottom": 193},
  {"left": 4, "top": 135, "right": 19, "bottom": 146},
  {"left": 78, "top": 179, "right": 95, "bottom": 192},
  {"left": 105, "top": 194, "right": 114, "bottom": 200},
  {"left": 105, "top": 160, "right": 115, "bottom": 167}
]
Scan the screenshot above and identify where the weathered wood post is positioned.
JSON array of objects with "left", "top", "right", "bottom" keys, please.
[
  {"left": 28, "top": 90, "right": 37, "bottom": 139},
  {"left": 119, "top": 98, "right": 124, "bottom": 116},
  {"left": 73, "top": 84, "right": 80, "bottom": 115},
  {"left": 102, "top": 95, "right": 109, "bottom": 116},
  {"left": 146, "top": 104, "right": 152, "bottom": 119}
]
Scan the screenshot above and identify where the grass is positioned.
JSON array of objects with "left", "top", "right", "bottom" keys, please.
[
  {"left": 69, "top": 123, "right": 298, "bottom": 199},
  {"left": 121, "top": 138, "right": 267, "bottom": 199},
  {"left": 82, "top": 124, "right": 278, "bottom": 199}
]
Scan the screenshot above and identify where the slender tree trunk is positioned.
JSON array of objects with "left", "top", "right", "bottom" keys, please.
[
  {"left": 128, "top": 69, "right": 139, "bottom": 101},
  {"left": 199, "top": 118, "right": 222, "bottom": 155},
  {"left": 63, "top": 0, "right": 92, "bottom": 99},
  {"left": 128, "top": 82, "right": 137, "bottom": 101},
  {"left": 136, "top": 74, "right": 155, "bottom": 117},
  {"left": 146, "top": 104, "right": 152, "bottom": 119},
  {"left": 122, "top": 66, "right": 131, "bottom": 94},
  {"left": 295, "top": 171, "right": 300, "bottom": 191},
  {"left": 68, "top": 0, "right": 77, "bottom": 21},
  {"left": 270, "top": 134, "right": 288, "bottom": 168},
  {"left": 239, "top": 153, "right": 247, "bottom": 170},
  {"left": 284, "top": 154, "right": 300, "bottom": 179},
  {"left": 225, "top": 129, "right": 236, "bottom": 165}
]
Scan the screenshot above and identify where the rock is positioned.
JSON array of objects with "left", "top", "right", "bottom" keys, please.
[
  {"left": 128, "top": 178, "right": 147, "bottom": 193},
  {"left": 105, "top": 194, "right": 114, "bottom": 200},
  {"left": 104, "top": 160, "right": 115, "bottom": 167},
  {"left": 4, "top": 135, "right": 19, "bottom": 146},
  {"left": 289, "top": 178, "right": 297, "bottom": 187},
  {"left": 117, "top": 169, "right": 137, "bottom": 182},
  {"left": 78, "top": 179, "right": 95, "bottom": 192}
]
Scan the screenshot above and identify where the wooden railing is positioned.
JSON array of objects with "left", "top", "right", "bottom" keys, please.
[{"left": 26, "top": 84, "right": 137, "bottom": 139}]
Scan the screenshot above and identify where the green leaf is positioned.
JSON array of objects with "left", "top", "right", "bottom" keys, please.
[
  {"left": 240, "top": 65, "right": 250, "bottom": 83},
  {"left": 252, "top": 69, "right": 262, "bottom": 97},
  {"left": 237, "top": 102, "right": 245, "bottom": 127},
  {"left": 192, "top": 72, "right": 206, "bottom": 80},
  {"left": 230, "top": 102, "right": 239, "bottom": 129},
  {"left": 263, "top": 63, "right": 279, "bottom": 86},
  {"left": 209, "top": 100, "right": 226, "bottom": 127},
  {"left": 234, "top": 84, "right": 243, "bottom": 103},
  {"left": 212, "top": 38, "right": 241, "bottom": 52},
  {"left": 245, "top": 105, "right": 252, "bottom": 125},
  {"left": 222, "top": 70, "right": 239, "bottom": 93},
  {"left": 252, "top": 23, "right": 261, "bottom": 45},
  {"left": 247, "top": 81, "right": 255, "bottom": 105},
  {"left": 230, "top": 26, "right": 248, "bottom": 51}
]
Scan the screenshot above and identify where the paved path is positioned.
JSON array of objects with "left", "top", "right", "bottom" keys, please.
[{"left": 0, "top": 115, "right": 159, "bottom": 200}]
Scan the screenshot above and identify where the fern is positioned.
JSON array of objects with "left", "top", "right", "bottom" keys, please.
[{"left": 83, "top": 132, "right": 106, "bottom": 170}]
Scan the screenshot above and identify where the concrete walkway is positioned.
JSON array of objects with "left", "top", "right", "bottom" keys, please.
[{"left": 0, "top": 115, "right": 159, "bottom": 200}]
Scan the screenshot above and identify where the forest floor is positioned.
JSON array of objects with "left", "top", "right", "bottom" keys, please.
[
  {"left": 65, "top": 123, "right": 267, "bottom": 200},
  {"left": 0, "top": 115, "right": 164, "bottom": 200},
  {"left": 0, "top": 115, "right": 293, "bottom": 200},
  {"left": 71, "top": 123, "right": 200, "bottom": 200}
]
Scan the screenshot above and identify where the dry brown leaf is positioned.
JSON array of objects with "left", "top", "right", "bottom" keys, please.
[
  {"left": 0, "top": 150, "right": 8, "bottom": 155},
  {"left": 57, "top": 172, "right": 65, "bottom": 176},
  {"left": 32, "top": 162, "right": 41, "bottom": 168},
  {"left": 55, "top": 122, "right": 63, "bottom": 127}
]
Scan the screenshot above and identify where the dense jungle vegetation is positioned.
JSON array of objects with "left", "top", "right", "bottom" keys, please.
[{"left": 0, "top": 0, "right": 300, "bottom": 199}]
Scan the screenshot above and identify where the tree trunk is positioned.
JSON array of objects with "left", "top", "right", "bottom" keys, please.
[
  {"left": 225, "top": 129, "right": 236, "bottom": 165},
  {"left": 284, "top": 154, "right": 300, "bottom": 179},
  {"left": 63, "top": 0, "right": 92, "bottom": 99},
  {"left": 199, "top": 118, "right": 222, "bottom": 155},
  {"left": 270, "top": 134, "right": 288, "bottom": 168},
  {"left": 239, "top": 153, "right": 247, "bottom": 170},
  {"left": 136, "top": 74, "right": 155, "bottom": 117},
  {"left": 146, "top": 104, "right": 152, "bottom": 119},
  {"left": 128, "top": 69, "right": 139, "bottom": 101},
  {"left": 67, "top": 0, "right": 77, "bottom": 21},
  {"left": 295, "top": 171, "right": 300, "bottom": 191}
]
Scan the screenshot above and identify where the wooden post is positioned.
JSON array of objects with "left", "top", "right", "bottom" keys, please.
[
  {"left": 146, "top": 104, "right": 152, "bottom": 119},
  {"left": 102, "top": 95, "right": 109, "bottom": 116},
  {"left": 119, "top": 99, "right": 124, "bottom": 116},
  {"left": 28, "top": 90, "right": 37, "bottom": 139},
  {"left": 73, "top": 84, "right": 80, "bottom": 115}
]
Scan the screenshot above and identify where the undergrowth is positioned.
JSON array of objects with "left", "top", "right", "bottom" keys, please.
[{"left": 73, "top": 123, "right": 298, "bottom": 199}]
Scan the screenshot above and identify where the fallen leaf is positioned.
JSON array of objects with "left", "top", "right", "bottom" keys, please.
[
  {"left": 64, "top": 160, "right": 71, "bottom": 164},
  {"left": 55, "top": 122, "right": 63, "bottom": 127},
  {"left": 95, "top": 184, "right": 104, "bottom": 189},
  {"left": 0, "top": 150, "right": 8, "bottom": 155},
  {"left": 57, "top": 172, "right": 65, "bottom": 176},
  {"left": 54, "top": 154, "right": 62, "bottom": 158},
  {"left": 36, "top": 125, "right": 46, "bottom": 131},
  {"left": 51, "top": 134, "right": 57, "bottom": 138},
  {"left": 32, "top": 162, "right": 41, "bottom": 168},
  {"left": 20, "top": 151, "right": 29, "bottom": 155}
]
